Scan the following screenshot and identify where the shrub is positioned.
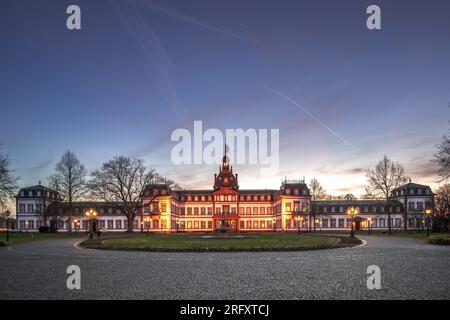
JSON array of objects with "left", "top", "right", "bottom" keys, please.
[
  {"left": 427, "top": 236, "right": 450, "bottom": 245},
  {"left": 38, "top": 226, "right": 50, "bottom": 233}
]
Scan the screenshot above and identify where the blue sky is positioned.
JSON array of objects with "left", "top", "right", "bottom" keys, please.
[{"left": 1, "top": 0, "right": 449, "bottom": 195}]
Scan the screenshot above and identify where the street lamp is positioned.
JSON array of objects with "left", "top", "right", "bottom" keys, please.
[
  {"left": 85, "top": 209, "right": 97, "bottom": 239},
  {"left": 425, "top": 208, "right": 432, "bottom": 237},
  {"left": 315, "top": 219, "right": 320, "bottom": 232},
  {"left": 73, "top": 219, "right": 77, "bottom": 236},
  {"left": 143, "top": 216, "right": 150, "bottom": 235},
  {"left": 272, "top": 217, "right": 276, "bottom": 232},
  {"left": 74, "top": 218, "right": 82, "bottom": 237},
  {"left": 367, "top": 217, "right": 372, "bottom": 235},
  {"left": 347, "top": 206, "right": 359, "bottom": 238}
]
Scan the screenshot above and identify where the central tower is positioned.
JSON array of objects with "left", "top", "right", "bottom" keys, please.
[{"left": 213, "top": 144, "right": 239, "bottom": 190}]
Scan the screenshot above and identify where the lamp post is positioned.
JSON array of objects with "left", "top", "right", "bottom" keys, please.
[
  {"left": 5, "top": 210, "right": 10, "bottom": 242},
  {"left": 273, "top": 217, "right": 276, "bottom": 232},
  {"left": 144, "top": 216, "right": 150, "bottom": 236},
  {"left": 85, "top": 209, "right": 97, "bottom": 239},
  {"left": 425, "top": 208, "right": 432, "bottom": 237},
  {"left": 296, "top": 215, "right": 301, "bottom": 234},
  {"left": 73, "top": 218, "right": 78, "bottom": 237},
  {"left": 367, "top": 217, "right": 372, "bottom": 235},
  {"left": 347, "top": 206, "right": 359, "bottom": 238},
  {"left": 315, "top": 219, "right": 320, "bottom": 232}
]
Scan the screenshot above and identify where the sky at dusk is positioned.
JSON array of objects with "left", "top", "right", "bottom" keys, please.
[{"left": 1, "top": 0, "right": 449, "bottom": 195}]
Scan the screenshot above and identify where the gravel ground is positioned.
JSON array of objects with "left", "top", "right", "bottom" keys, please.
[{"left": 0, "top": 235, "right": 449, "bottom": 299}]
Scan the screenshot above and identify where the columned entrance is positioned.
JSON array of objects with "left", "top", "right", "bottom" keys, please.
[{"left": 213, "top": 216, "right": 238, "bottom": 232}]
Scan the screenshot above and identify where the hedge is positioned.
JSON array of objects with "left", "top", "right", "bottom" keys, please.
[{"left": 427, "top": 236, "right": 450, "bottom": 245}]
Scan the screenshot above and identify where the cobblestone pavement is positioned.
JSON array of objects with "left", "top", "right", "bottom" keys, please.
[{"left": 0, "top": 235, "right": 449, "bottom": 299}]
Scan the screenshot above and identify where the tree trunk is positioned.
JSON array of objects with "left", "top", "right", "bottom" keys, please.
[
  {"left": 67, "top": 207, "right": 72, "bottom": 233},
  {"left": 385, "top": 200, "right": 391, "bottom": 234},
  {"left": 127, "top": 214, "right": 134, "bottom": 233}
]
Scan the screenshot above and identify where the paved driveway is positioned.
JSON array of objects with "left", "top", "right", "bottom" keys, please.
[{"left": 0, "top": 235, "right": 449, "bottom": 299}]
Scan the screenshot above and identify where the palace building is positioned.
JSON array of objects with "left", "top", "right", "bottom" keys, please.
[{"left": 15, "top": 155, "right": 434, "bottom": 233}]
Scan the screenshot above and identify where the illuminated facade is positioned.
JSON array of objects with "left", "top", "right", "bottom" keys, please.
[{"left": 15, "top": 156, "right": 434, "bottom": 233}]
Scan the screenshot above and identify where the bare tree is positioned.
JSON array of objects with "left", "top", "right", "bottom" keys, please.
[
  {"left": 48, "top": 150, "right": 87, "bottom": 233},
  {"left": 88, "top": 156, "right": 163, "bottom": 232},
  {"left": 360, "top": 186, "right": 382, "bottom": 200},
  {"left": 366, "top": 156, "right": 407, "bottom": 234},
  {"left": 434, "top": 184, "right": 450, "bottom": 232},
  {"left": 308, "top": 178, "right": 327, "bottom": 231},
  {"left": 330, "top": 193, "right": 357, "bottom": 200},
  {"left": 433, "top": 133, "right": 450, "bottom": 181},
  {"left": 342, "top": 193, "right": 357, "bottom": 201},
  {"left": 0, "top": 147, "right": 18, "bottom": 210},
  {"left": 46, "top": 174, "right": 64, "bottom": 230}
]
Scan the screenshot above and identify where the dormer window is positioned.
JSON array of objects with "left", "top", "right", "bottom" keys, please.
[
  {"left": 294, "top": 189, "right": 299, "bottom": 195},
  {"left": 286, "top": 189, "right": 291, "bottom": 195}
]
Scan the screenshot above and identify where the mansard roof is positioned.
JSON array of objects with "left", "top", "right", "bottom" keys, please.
[
  {"left": 48, "top": 201, "right": 128, "bottom": 208},
  {"left": 392, "top": 181, "right": 433, "bottom": 195},
  {"left": 238, "top": 189, "right": 278, "bottom": 194},
  {"left": 16, "top": 184, "right": 60, "bottom": 199},
  {"left": 315, "top": 199, "right": 402, "bottom": 206},
  {"left": 176, "top": 190, "right": 214, "bottom": 195}
]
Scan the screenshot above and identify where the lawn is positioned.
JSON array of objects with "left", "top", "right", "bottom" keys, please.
[
  {"left": 81, "top": 233, "right": 361, "bottom": 252},
  {"left": 0, "top": 232, "right": 77, "bottom": 246}
]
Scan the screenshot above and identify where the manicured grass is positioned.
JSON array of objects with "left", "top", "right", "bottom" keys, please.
[
  {"left": 81, "top": 233, "right": 361, "bottom": 252},
  {"left": 0, "top": 232, "right": 76, "bottom": 246}
]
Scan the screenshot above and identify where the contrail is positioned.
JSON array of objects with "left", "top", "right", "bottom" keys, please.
[
  {"left": 264, "top": 86, "right": 361, "bottom": 153},
  {"left": 132, "top": 0, "right": 260, "bottom": 46},
  {"left": 110, "top": 0, "right": 183, "bottom": 122}
]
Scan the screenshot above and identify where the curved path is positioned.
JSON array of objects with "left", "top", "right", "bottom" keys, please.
[{"left": 0, "top": 236, "right": 449, "bottom": 299}]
